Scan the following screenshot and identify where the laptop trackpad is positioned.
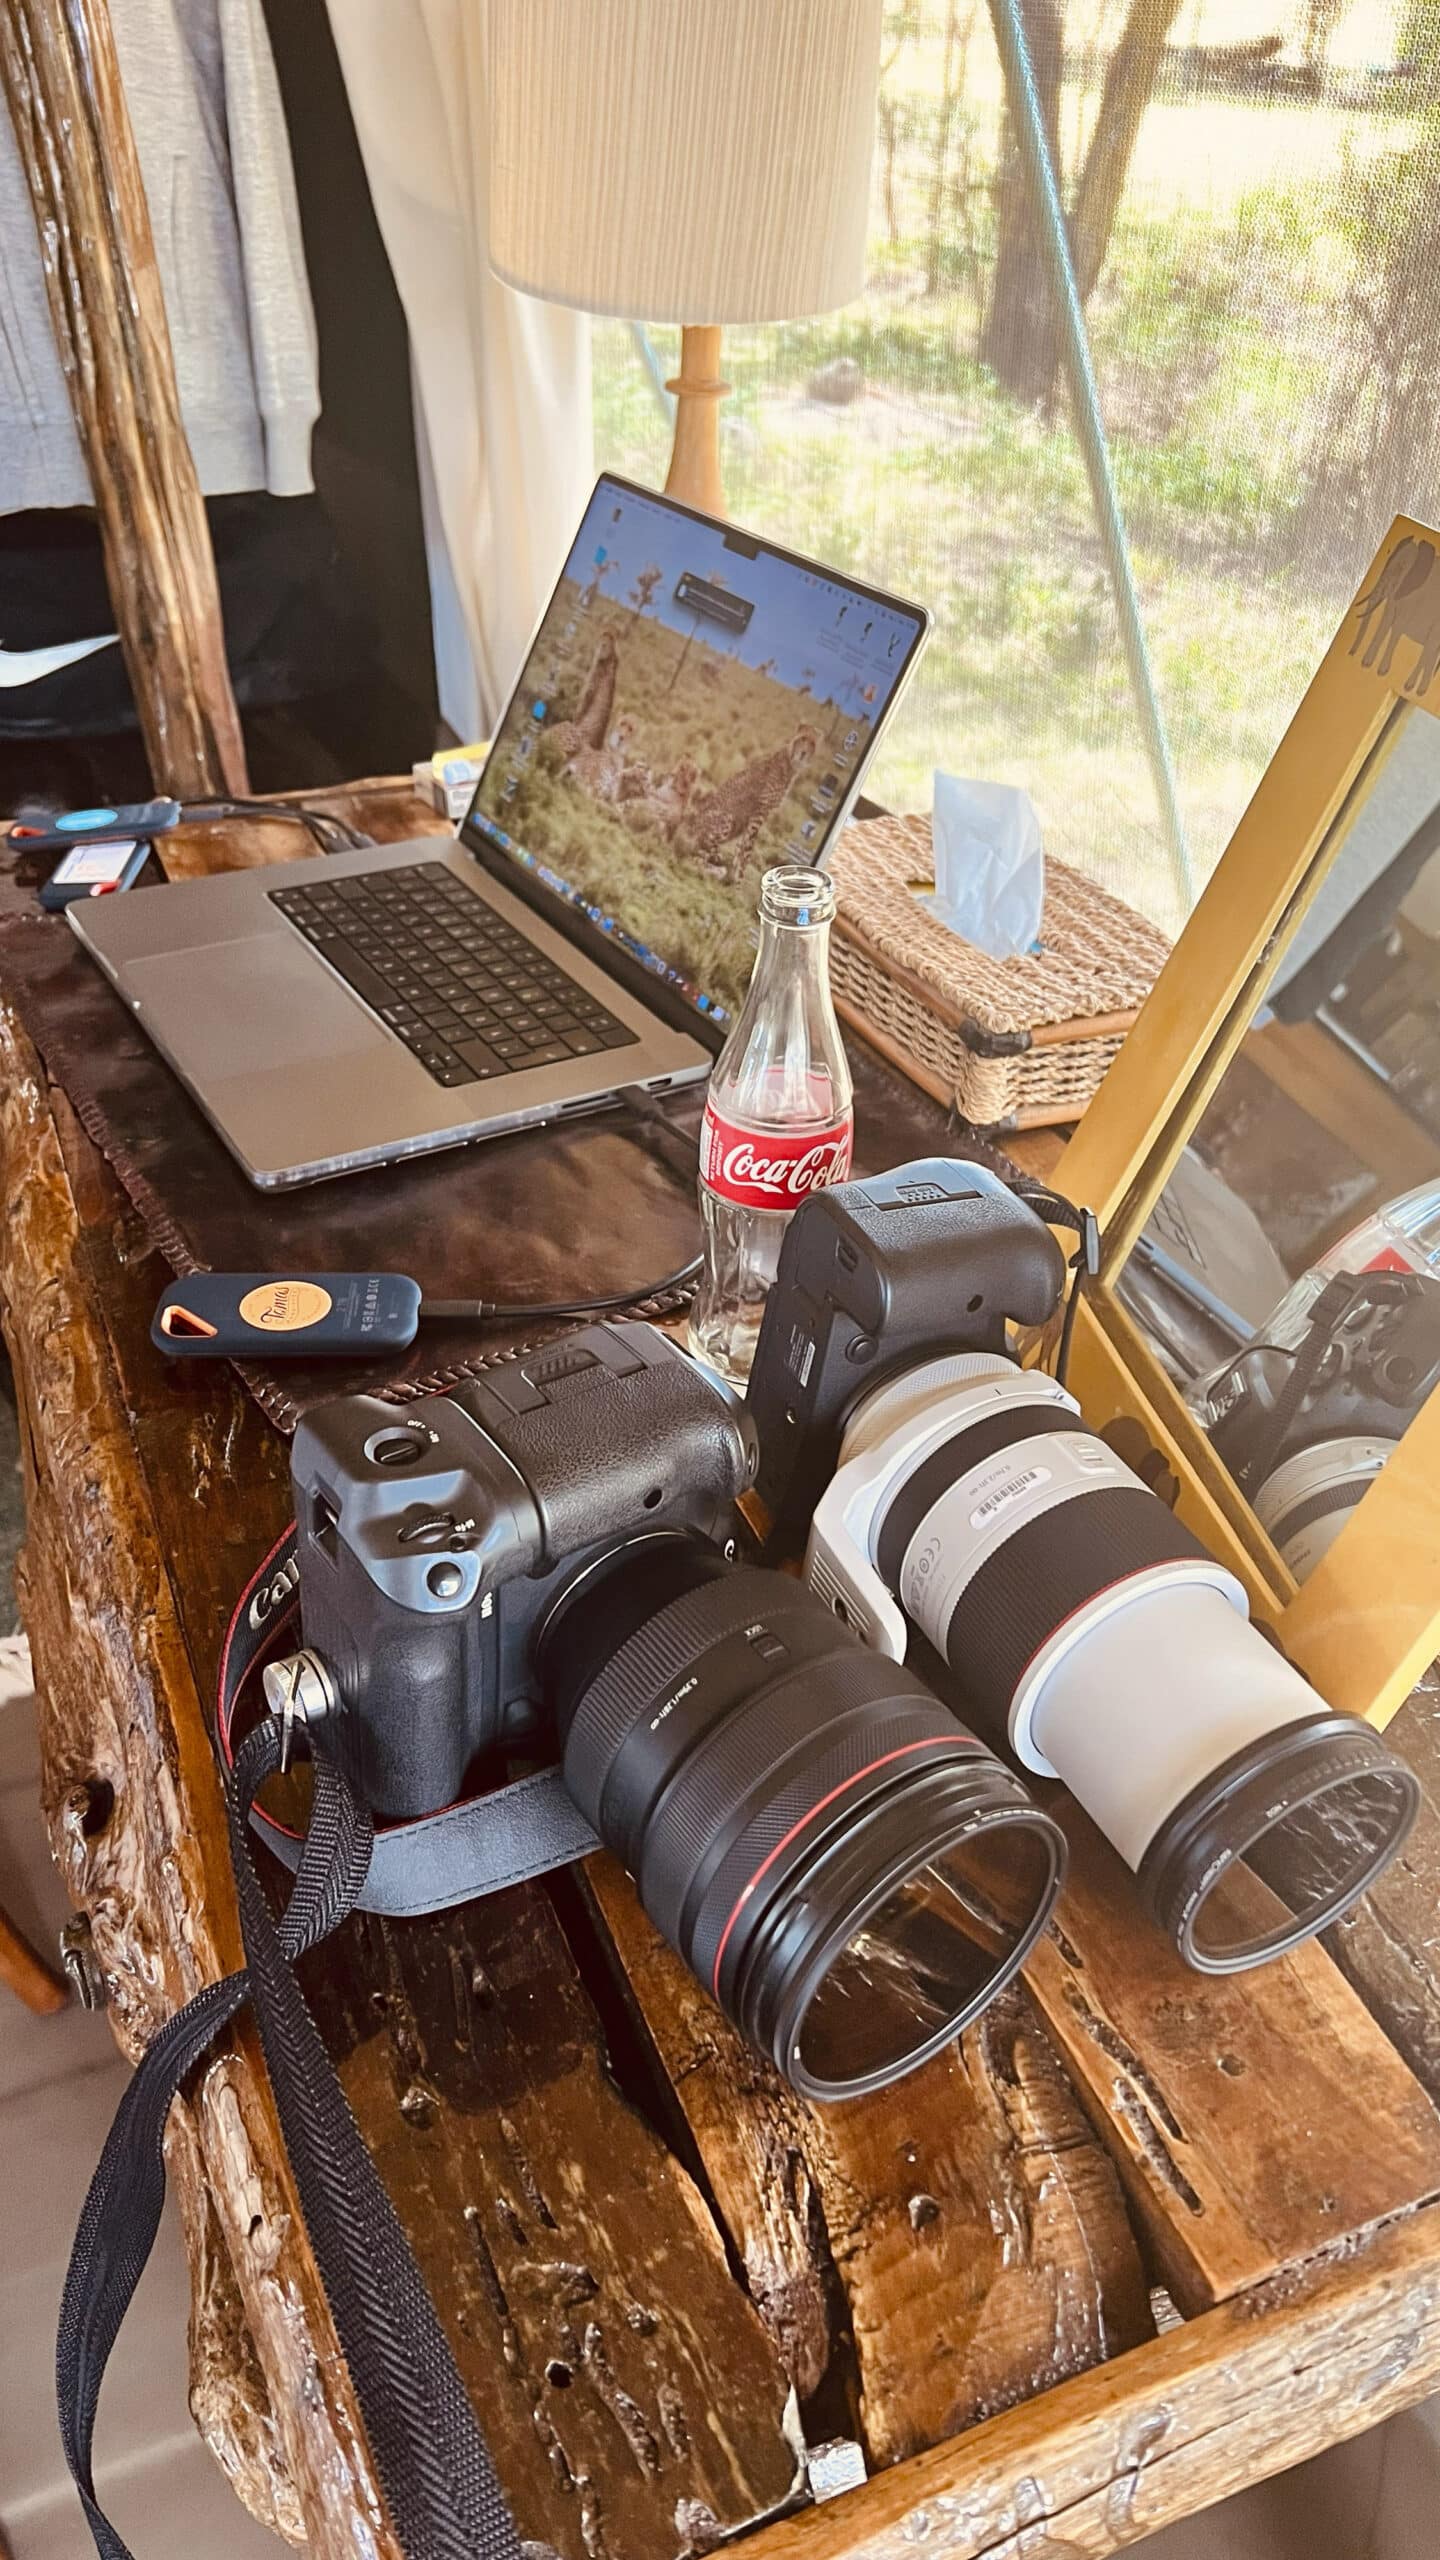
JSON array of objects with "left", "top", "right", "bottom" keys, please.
[{"left": 125, "top": 937, "right": 388, "bottom": 1077}]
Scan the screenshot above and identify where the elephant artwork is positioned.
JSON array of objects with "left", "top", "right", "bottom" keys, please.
[{"left": 1350, "top": 534, "right": 1440, "bottom": 697}]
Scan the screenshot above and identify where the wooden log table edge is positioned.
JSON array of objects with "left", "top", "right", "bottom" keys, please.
[
  {"left": 7, "top": 778, "right": 1440, "bottom": 2559},
  {"left": 0, "top": 1003, "right": 398, "bottom": 2551},
  {"left": 741, "top": 2197, "right": 1440, "bottom": 2560}
]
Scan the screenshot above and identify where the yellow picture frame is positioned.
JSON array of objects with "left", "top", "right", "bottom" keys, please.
[{"left": 1055, "top": 516, "right": 1440, "bottom": 1728}]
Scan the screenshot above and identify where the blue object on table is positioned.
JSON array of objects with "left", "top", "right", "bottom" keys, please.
[{"left": 5, "top": 797, "right": 181, "bottom": 858}]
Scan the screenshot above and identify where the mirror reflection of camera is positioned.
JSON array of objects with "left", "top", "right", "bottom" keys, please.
[
  {"left": 1203, "top": 1269, "right": 1440, "bottom": 1583},
  {"left": 747, "top": 1161, "right": 1418, "bottom": 1975},
  {"left": 286, "top": 1319, "right": 1064, "bottom": 2102}
]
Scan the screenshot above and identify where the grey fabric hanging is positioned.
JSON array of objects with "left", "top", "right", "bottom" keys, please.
[{"left": 0, "top": 0, "right": 320, "bottom": 514}]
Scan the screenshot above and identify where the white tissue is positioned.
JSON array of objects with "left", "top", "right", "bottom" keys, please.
[{"left": 922, "top": 774, "right": 1044, "bottom": 960}]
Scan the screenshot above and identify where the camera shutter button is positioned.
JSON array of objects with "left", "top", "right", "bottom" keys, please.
[{"left": 427, "top": 1560, "right": 465, "bottom": 1599}]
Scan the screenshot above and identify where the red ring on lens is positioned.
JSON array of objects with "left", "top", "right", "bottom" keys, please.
[{"left": 710, "top": 1737, "right": 955, "bottom": 1996}]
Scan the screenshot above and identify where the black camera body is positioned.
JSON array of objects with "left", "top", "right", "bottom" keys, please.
[
  {"left": 746, "top": 1157, "right": 1068, "bottom": 1546},
  {"left": 291, "top": 1321, "right": 753, "bottom": 1820},
  {"left": 1206, "top": 1268, "right": 1440, "bottom": 1495},
  {"left": 286, "top": 1296, "right": 1067, "bottom": 2099}
]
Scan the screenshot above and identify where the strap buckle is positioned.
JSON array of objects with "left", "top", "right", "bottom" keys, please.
[{"left": 260, "top": 1648, "right": 336, "bottom": 1775}]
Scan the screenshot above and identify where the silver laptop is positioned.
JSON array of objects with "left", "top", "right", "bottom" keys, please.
[{"left": 72, "top": 474, "right": 928, "bottom": 1188}]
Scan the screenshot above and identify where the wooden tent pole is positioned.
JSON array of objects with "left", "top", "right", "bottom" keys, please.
[{"left": 0, "top": 0, "right": 249, "bottom": 796}]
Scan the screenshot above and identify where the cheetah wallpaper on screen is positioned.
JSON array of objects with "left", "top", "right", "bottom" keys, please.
[{"left": 469, "top": 479, "right": 921, "bottom": 1023}]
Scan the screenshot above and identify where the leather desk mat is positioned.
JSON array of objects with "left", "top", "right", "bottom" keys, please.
[{"left": 0, "top": 894, "right": 976, "bottom": 1432}]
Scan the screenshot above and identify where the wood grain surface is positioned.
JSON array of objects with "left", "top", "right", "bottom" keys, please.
[
  {"left": 0, "top": 0, "right": 247, "bottom": 796},
  {"left": 0, "top": 1036, "right": 389, "bottom": 2553},
  {"left": 1326, "top": 1674, "right": 1440, "bottom": 2105},
  {"left": 0, "top": 1012, "right": 799, "bottom": 2557},
  {"left": 1024, "top": 1803, "right": 1440, "bottom": 2312},
  {"left": 744, "top": 2198, "right": 1440, "bottom": 2560},
  {"left": 159, "top": 776, "right": 436, "bottom": 880},
  {"left": 6, "top": 780, "right": 1440, "bottom": 2560},
  {"left": 584, "top": 1860, "right": 1153, "bottom": 2466}
]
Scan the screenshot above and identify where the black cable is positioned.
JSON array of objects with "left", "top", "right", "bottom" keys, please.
[
  {"left": 1012, "top": 1180, "right": 1099, "bottom": 1390},
  {"left": 181, "top": 797, "right": 373, "bottom": 855},
  {"left": 615, "top": 1079, "right": 711, "bottom": 1177},
  {"left": 421, "top": 1080, "right": 717, "bottom": 1327},
  {"left": 422, "top": 1252, "right": 703, "bottom": 1327},
  {"left": 1227, "top": 1271, "right": 1409, "bottom": 1497},
  {"left": 1230, "top": 1306, "right": 1335, "bottom": 1498},
  {"left": 418, "top": 1084, "right": 704, "bottom": 1327},
  {"left": 1055, "top": 1263, "right": 1084, "bottom": 1389}
]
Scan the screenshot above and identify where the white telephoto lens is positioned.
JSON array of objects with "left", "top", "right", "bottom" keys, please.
[
  {"left": 805, "top": 1356, "right": 1419, "bottom": 1969},
  {"left": 1023, "top": 1578, "right": 1329, "bottom": 1869},
  {"left": 1253, "top": 1437, "right": 1392, "bottom": 1582}
]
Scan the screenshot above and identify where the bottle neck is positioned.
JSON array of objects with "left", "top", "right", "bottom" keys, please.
[
  {"left": 711, "top": 866, "right": 851, "bottom": 1130},
  {"left": 744, "top": 863, "right": 838, "bottom": 1009},
  {"left": 759, "top": 865, "right": 836, "bottom": 932},
  {"left": 752, "top": 907, "right": 833, "bottom": 981}
]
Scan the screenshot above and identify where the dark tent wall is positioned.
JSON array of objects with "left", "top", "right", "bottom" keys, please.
[{"left": 0, "top": 0, "right": 438, "bottom": 809}]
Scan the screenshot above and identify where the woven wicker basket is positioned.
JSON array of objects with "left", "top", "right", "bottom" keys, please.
[{"left": 828, "top": 811, "right": 1171, "bottom": 1131}]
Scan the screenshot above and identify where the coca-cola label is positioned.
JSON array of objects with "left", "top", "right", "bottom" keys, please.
[{"left": 700, "top": 1103, "right": 853, "bottom": 1209}]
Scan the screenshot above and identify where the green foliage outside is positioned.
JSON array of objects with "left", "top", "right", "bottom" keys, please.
[{"left": 593, "top": 13, "right": 1440, "bottom": 935}]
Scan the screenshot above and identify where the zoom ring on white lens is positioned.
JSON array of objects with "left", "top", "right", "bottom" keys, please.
[
  {"left": 809, "top": 1367, "right": 1073, "bottom": 1662},
  {"left": 873, "top": 1408, "right": 1239, "bottom": 1776}
]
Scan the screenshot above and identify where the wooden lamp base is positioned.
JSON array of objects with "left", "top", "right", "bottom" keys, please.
[{"left": 664, "top": 323, "right": 730, "bottom": 520}]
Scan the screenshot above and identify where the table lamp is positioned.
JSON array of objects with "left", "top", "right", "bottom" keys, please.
[{"left": 486, "top": 0, "right": 882, "bottom": 519}]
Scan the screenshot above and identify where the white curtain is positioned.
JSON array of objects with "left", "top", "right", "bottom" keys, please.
[{"left": 323, "top": 0, "right": 592, "bottom": 731}]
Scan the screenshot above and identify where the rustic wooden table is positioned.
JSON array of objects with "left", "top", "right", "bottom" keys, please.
[{"left": 6, "top": 782, "right": 1440, "bottom": 2560}]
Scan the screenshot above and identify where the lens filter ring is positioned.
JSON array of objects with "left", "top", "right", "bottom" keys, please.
[
  {"left": 558, "top": 1557, "right": 1067, "bottom": 2099},
  {"left": 1137, "top": 1709, "right": 1421, "bottom": 1970},
  {"left": 725, "top": 1757, "right": 1066, "bottom": 2101}
]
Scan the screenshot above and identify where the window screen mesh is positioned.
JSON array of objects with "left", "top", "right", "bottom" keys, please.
[{"left": 592, "top": 1, "right": 1439, "bottom": 933}]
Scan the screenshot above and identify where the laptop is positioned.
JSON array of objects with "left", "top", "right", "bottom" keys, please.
[{"left": 72, "top": 474, "right": 929, "bottom": 1188}]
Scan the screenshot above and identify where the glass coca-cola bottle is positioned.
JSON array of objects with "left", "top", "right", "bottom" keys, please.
[{"left": 688, "top": 865, "right": 853, "bottom": 1386}]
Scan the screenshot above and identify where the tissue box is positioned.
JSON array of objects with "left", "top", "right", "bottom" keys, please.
[
  {"left": 412, "top": 745, "right": 490, "bottom": 822},
  {"left": 828, "top": 811, "right": 1171, "bottom": 1131}
]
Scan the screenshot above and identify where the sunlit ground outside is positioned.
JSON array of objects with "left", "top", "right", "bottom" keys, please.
[{"left": 594, "top": 1, "right": 1437, "bottom": 937}]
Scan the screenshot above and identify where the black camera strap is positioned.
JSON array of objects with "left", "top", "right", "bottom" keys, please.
[{"left": 57, "top": 1666, "right": 529, "bottom": 2559}]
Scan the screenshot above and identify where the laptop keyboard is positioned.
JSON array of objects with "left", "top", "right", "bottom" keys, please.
[{"left": 269, "top": 862, "right": 639, "bottom": 1090}]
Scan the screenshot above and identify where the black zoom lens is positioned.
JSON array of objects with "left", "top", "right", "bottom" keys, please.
[{"left": 542, "top": 1543, "right": 1065, "bottom": 2102}]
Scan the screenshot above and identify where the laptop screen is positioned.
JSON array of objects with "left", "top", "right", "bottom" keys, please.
[{"left": 464, "top": 476, "right": 927, "bottom": 1027}]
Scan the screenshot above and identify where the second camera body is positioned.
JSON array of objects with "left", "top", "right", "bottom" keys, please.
[
  {"left": 747, "top": 1160, "right": 1419, "bottom": 1972},
  {"left": 745, "top": 1158, "right": 1068, "bottom": 1551},
  {"left": 1203, "top": 1267, "right": 1440, "bottom": 1579}
]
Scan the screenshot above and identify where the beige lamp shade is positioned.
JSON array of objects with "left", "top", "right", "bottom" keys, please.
[{"left": 486, "top": 0, "right": 883, "bottom": 325}]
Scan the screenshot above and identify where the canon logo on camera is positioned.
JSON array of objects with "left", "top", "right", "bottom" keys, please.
[
  {"left": 248, "top": 1552, "right": 300, "bottom": 1632},
  {"left": 701, "top": 1103, "right": 853, "bottom": 1211}
]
